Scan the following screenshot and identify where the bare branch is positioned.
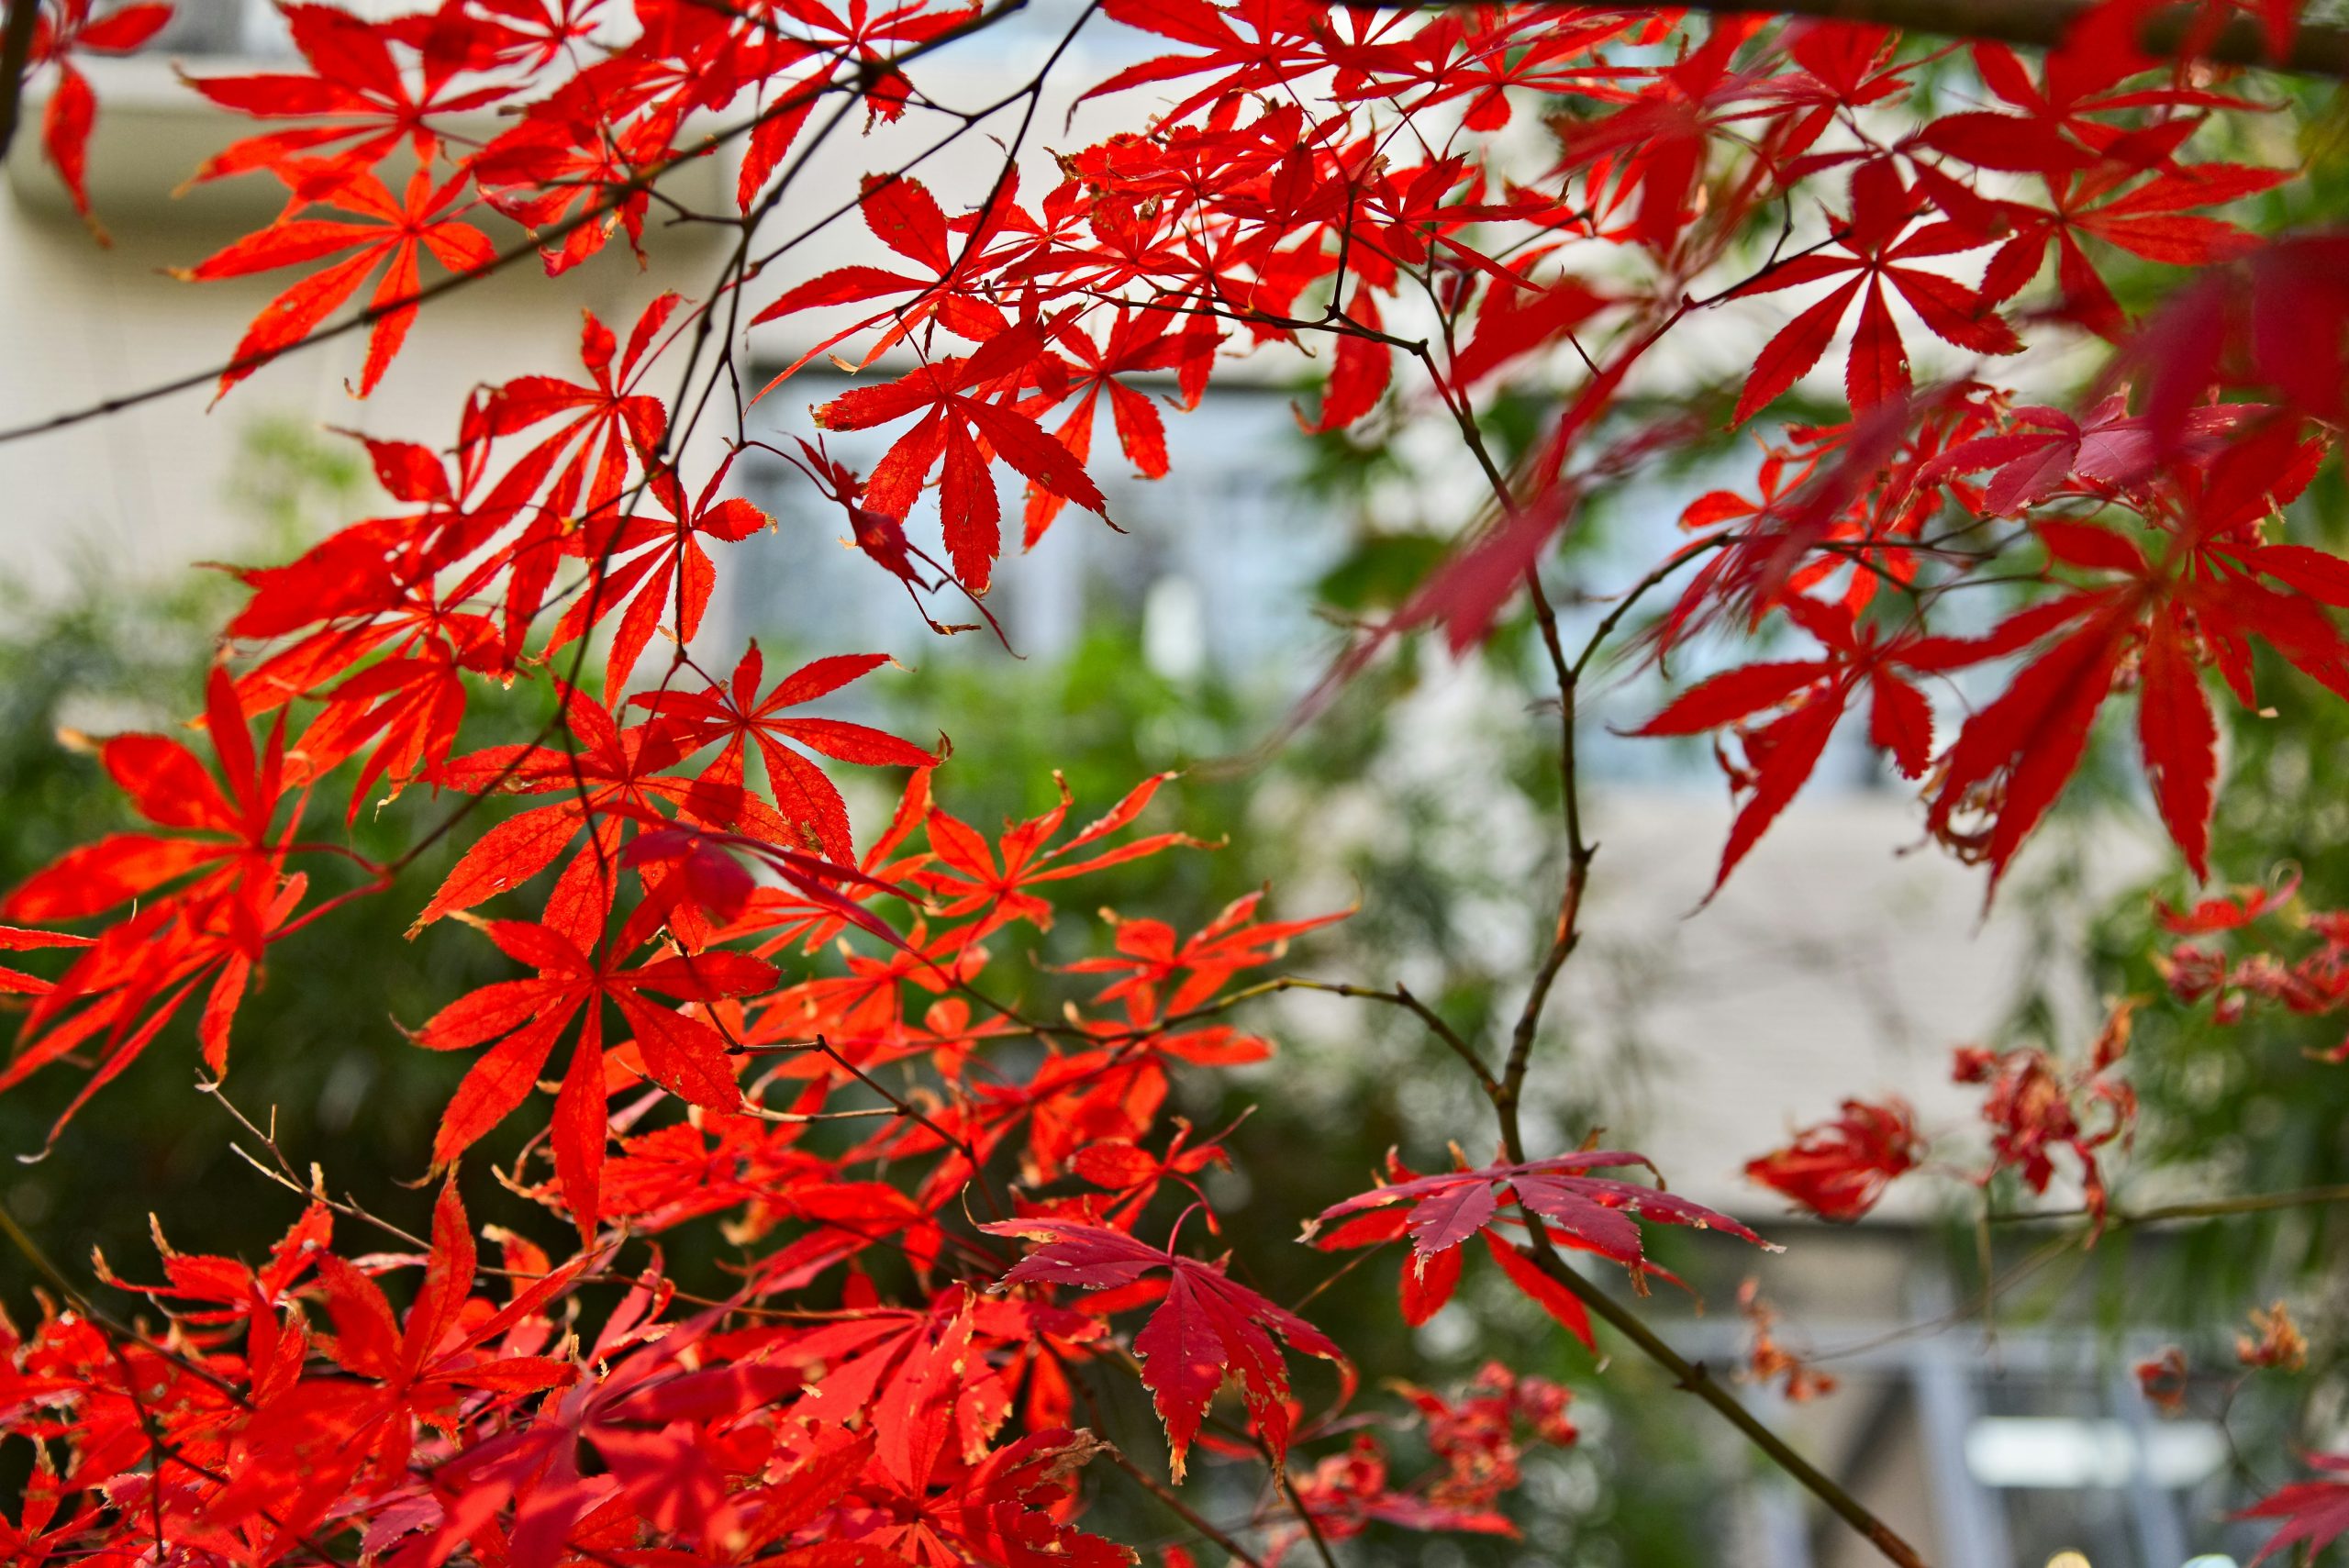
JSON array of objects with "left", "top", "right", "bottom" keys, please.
[{"left": 0, "top": 0, "right": 38, "bottom": 171}]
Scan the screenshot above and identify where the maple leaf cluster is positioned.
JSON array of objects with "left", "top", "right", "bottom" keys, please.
[
  {"left": 2148, "top": 870, "right": 2349, "bottom": 1056},
  {"left": 1275, "top": 1362, "right": 1580, "bottom": 1562},
  {"left": 1743, "top": 1009, "right": 2137, "bottom": 1230},
  {"left": 7, "top": 736, "right": 1654, "bottom": 1561},
  {"left": 15, "top": 0, "right": 2349, "bottom": 1559}
]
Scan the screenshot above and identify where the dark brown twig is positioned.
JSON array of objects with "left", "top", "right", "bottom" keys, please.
[{"left": 0, "top": 0, "right": 39, "bottom": 170}]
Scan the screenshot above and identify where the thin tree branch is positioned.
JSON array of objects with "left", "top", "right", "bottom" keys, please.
[
  {"left": 1991, "top": 1181, "right": 2349, "bottom": 1228},
  {"left": 1515, "top": 1227, "right": 1930, "bottom": 1568},
  {"left": 1388, "top": 276, "right": 1928, "bottom": 1568},
  {"left": 1270, "top": 1444, "right": 1343, "bottom": 1568},
  {"left": 1102, "top": 1441, "right": 1272, "bottom": 1568},
  {"left": 1499, "top": 572, "right": 1591, "bottom": 1116},
  {"left": 0, "top": 0, "right": 38, "bottom": 171}
]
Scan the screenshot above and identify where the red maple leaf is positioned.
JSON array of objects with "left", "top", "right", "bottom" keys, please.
[
  {"left": 95, "top": 1200, "right": 332, "bottom": 1387},
  {"left": 2123, "top": 231, "right": 2349, "bottom": 439},
  {"left": 1, "top": 870, "right": 311, "bottom": 1148},
  {"left": 916, "top": 773, "right": 1200, "bottom": 940},
  {"left": 1630, "top": 592, "right": 1977, "bottom": 893},
  {"left": 1076, "top": 0, "right": 1332, "bottom": 124},
  {"left": 1065, "top": 891, "right": 1346, "bottom": 1021},
  {"left": 1976, "top": 153, "right": 2287, "bottom": 340},
  {"left": 1732, "top": 158, "right": 2021, "bottom": 423},
  {"left": 0, "top": 666, "right": 326, "bottom": 1118},
  {"left": 1954, "top": 1014, "right": 2137, "bottom": 1229},
  {"left": 543, "top": 461, "right": 774, "bottom": 702},
  {"left": 630, "top": 641, "right": 939, "bottom": 864},
  {"left": 470, "top": 65, "right": 682, "bottom": 275},
  {"left": 1942, "top": 38, "right": 2261, "bottom": 164},
  {"left": 411, "top": 682, "right": 693, "bottom": 932},
  {"left": 5, "top": 667, "right": 294, "bottom": 925},
  {"left": 751, "top": 172, "right": 1018, "bottom": 370},
  {"left": 2156, "top": 868, "right": 2300, "bottom": 934},
  {"left": 982, "top": 1217, "right": 1342, "bottom": 1480},
  {"left": 1070, "top": 1122, "right": 1234, "bottom": 1229},
  {"left": 1308, "top": 1150, "right": 1768, "bottom": 1334},
  {"left": 0, "top": 926, "right": 92, "bottom": 997},
  {"left": 1548, "top": 17, "right": 1760, "bottom": 255},
  {"left": 813, "top": 321, "right": 1109, "bottom": 591},
  {"left": 183, "top": 3, "right": 510, "bottom": 194},
  {"left": 1020, "top": 306, "right": 1197, "bottom": 546},
  {"left": 412, "top": 913, "right": 775, "bottom": 1234},
  {"left": 178, "top": 166, "right": 495, "bottom": 397},
  {"left": 1918, "top": 395, "right": 2248, "bottom": 517}
]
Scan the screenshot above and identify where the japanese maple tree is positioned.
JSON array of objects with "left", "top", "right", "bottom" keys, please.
[{"left": 7, "top": 0, "right": 2349, "bottom": 1562}]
